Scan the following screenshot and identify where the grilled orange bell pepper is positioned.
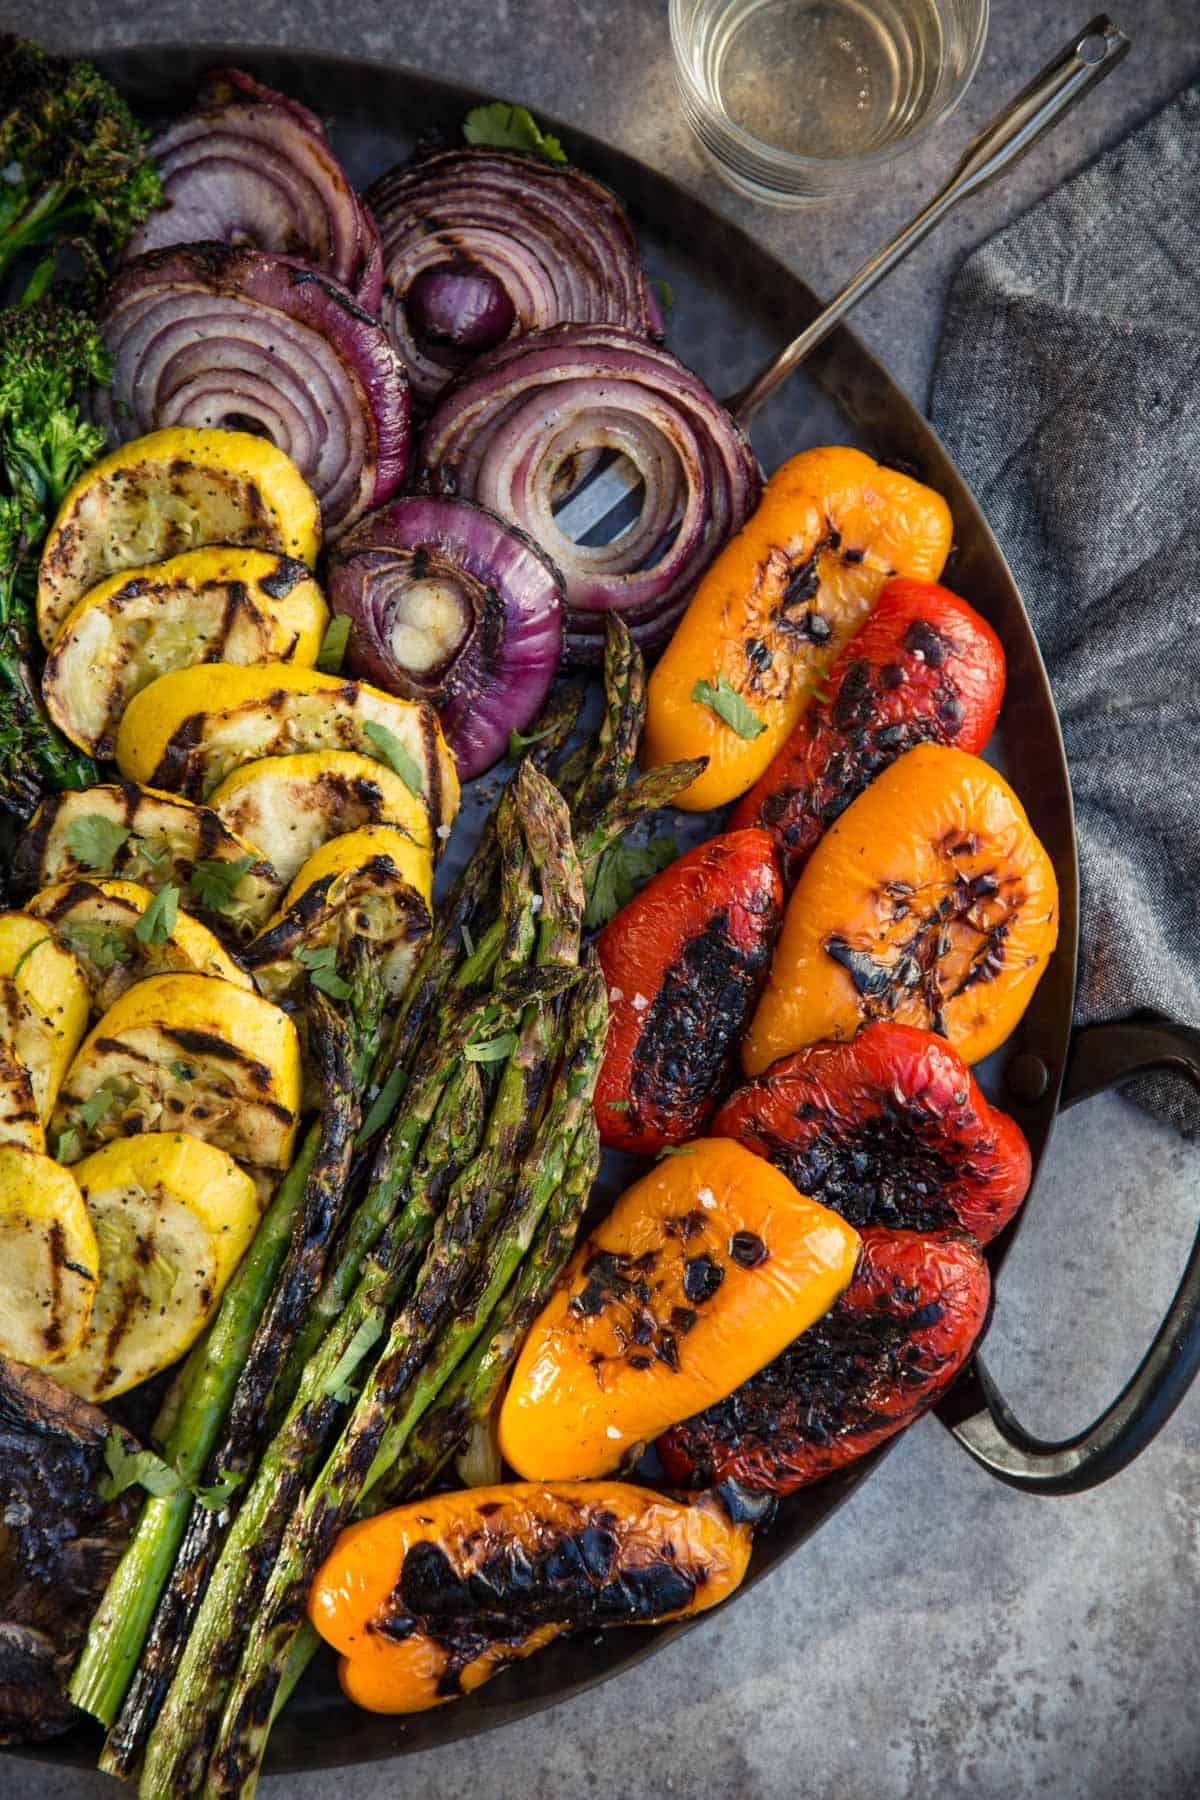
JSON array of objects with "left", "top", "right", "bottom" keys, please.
[
  {"left": 309, "top": 1481, "right": 751, "bottom": 1713},
  {"left": 497, "top": 1136, "right": 860, "bottom": 1481},
  {"left": 642, "top": 447, "right": 953, "bottom": 810},
  {"left": 742, "top": 744, "right": 1059, "bottom": 1073}
]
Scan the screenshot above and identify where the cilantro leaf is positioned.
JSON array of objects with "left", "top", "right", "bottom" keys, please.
[
  {"left": 170, "top": 1059, "right": 195, "bottom": 1082},
  {"left": 65, "top": 813, "right": 130, "bottom": 872},
  {"left": 691, "top": 674, "right": 766, "bottom": 741},
  {"left": 321, "top": 1315, "right": 385, "bottom": 1405},
  {"left": 98, "top": 1430, "right": 187, "bottom": 1502},
  {"left": 356, "top": 1062, "right": 408, "bottom": 1147},
  {"left": 79, "top": 1080, "right": 126, "bottom": 1132},
  {"left": 362, "top": 721, "right": 424, "bottom": 797},
  {"left": 61, "top": 922, "right": 134, "bottom": 970},
  {"left": 584, "top": 833, "right": 677, "bottom": 930},
  {"left": 649, "top": 277, "right": 675, "bottom": 312},
  {"left": 11, "top": 934, "right": 51, "bottom": 981},
  {"left": 195, "top": 1470, "right": 243, "bottom": 1511},
  {"left": 134, "top": 882, "right": 180, "bottom": 946},
  {"left": 190, "top": 855, "right": 255, "bottom": 914},
  {"left": 606, "top": 1098, "right": 631, "bottom": 1112},
  {"left": 316, "top": 613, "right": 351, "bottom": 674},
  {"left": 53, "top": 1125, "right": 81, "bottom": 1162},
  {"left": 464, "top": 1031, "right": 518, "bottom": 1064},
  {"left": 657, "top": 1144, "right": 696, "bottom": 1159},
  {"left": 99, "top": 1431, "right": 242, "bottom": 1512},
  {"left": 294, "top": 944, "right": 352, "bottom": 1000},
  {"left": 463, "top": 102, "right": 567, "bottom": 164}
]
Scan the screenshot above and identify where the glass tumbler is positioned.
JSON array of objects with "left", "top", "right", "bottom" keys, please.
[{"left": 669, "top": 0, "right": 990, "bottom": 203}]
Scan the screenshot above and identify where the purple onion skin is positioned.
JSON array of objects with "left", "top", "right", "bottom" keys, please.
[
  {"left": 408, "top": 264, "right": 515, "bottom": 352},
  {"left": 127, "top": 67, "right": 383, "bottom": 311},
  {"left": 328, "top": 495, "right": 564, "bottom": 780},
  {"left": 368, "top": 148, "right": 658, "bottom": 408},
  {"left": 419, "top": 323, "right": 762, "bottom": 662},
  {"left": 97, "top": 244, "right": 410, "bottom": 539}
]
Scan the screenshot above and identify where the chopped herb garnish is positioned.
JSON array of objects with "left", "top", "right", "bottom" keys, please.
[
  {"left": 195, "top": 1470, "right": 244, "bottom": 1511},
  {"left": 170, "top": 1060, "right": 195, "bottom": 1082},
  {"left": 65, "top": 813, "right": 130, "bottom": 872},
  {"left": 190, "top": 855, "right": 255, "bottom": 914},
  {"left": 79, "top": 1080, "right": 125, "bottom": 1132},
  {"left": 62, "top": 922, "right": 133, "bottom": 970},
  {"left": 10, "top": 934, "right": 51, "bottom": 981},
  {"left": 649, "top": 277, "right": 675, "bottom": 312},
  {"left": 98, "top": 1432, "right": 187, "bottom": 1502},
  {"left": 316, "top": 613, "right": 352, "bottom": 674},
  {"left": 584, "top": 833, "right": 677, "bottom": 930},
  {"left": 363, "top": 721, "right": 424, "bottom": 797},
  {"left": 53, "top": 1125, "right": 81, "bottom": 1163},
  {"left": 321, "top": 1316, "right": 385, "bottom": 1405},
  {"left": 464, "top": 101, "right": 567, "bottom": 164},
  {"left": 802, "top": 680, "right": 832, "bottom": 705},
  {"left": 606, "top": 1098, "right": 631, "bottom": 1112},
  {"left": 134, "top": 882, "right": 179, "bottom": 945},
  {"left": 507, "top": 720, "right": 560, "bottom": 759},
  {"left": 294, "top": 944, "right": 353, "bottom": 999},
  {"left": 461, "top": 922, "right": 476, "bottom": 958},
  {"left": 464, "top": 1031, "right": 518, "bottom": 1064},
  {"left": 356, "top": 1062, "right": 407, "bottom": 1146},
  {"left": 692, "top": 674, "right": 766, "bottom": 741}
]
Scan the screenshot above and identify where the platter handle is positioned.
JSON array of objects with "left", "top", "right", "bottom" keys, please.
[{"left": 937, "top": 1016, "right": 1200, "bottom": 1493}]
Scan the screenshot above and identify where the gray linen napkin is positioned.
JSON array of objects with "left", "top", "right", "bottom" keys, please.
[{"left": 930, "top": 82, "right": 1200, "bottom": 1135}]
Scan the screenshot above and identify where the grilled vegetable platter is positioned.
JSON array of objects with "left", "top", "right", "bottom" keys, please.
[{"left": 0, "top": 33, "right": 1091, "bottom": 1791}]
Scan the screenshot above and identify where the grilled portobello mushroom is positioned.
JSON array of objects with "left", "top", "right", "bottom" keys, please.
[{"left": 0, "top": 1356, "right": 139, "bottom": 1743}]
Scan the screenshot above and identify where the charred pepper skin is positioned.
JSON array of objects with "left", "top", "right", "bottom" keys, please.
[
  {"left": 595, "top": 829, "right": 783, "bottom": 1154},
  {"left": 658, "top": 1227, "right": 990, "bottom": 1495},
  {"left": 308, "top": 1482, "right": 751, "bottom": 1713},
  {"left": 731, "top": 579, "right": 1006, "bottom": 888},
  {"left": 712, "top": 1022, "right": 1031, "bottom": 1246}
]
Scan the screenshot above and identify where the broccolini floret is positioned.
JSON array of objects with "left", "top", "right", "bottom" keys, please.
[
  {"left": 0, "top": 35, "right": 161, "bottom": 294},
  {"left": 0, "top": 289, "right": 106, "bottom": 838}
]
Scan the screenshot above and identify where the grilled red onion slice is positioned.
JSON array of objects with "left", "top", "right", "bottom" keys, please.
[
  {"left": 328, "top": 495, "right": 564, "bottom": 779},
  {"left": 419, "top": 324, "right": 762, "bottom": 661},
  {"left": 95, "top": 245, "right": 410, "bottom": 540},
  {"left": 367, "top": 150, "right": 658, "bottom": 408},
  {"left": 125, "top": 68, "right": 383, "bottom": 312}
]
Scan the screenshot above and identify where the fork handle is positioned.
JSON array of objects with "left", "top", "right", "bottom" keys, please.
[{"left": 731, "top": 16, "right": 1131, "bottom": 425}]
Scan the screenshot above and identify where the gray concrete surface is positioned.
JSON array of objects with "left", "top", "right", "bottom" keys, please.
[{"left": 8, "top": 2, "right": 1200, "bottom": 1795}]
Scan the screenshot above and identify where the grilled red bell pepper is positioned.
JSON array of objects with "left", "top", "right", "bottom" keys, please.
[
  {"left": 712, "top": 1022, "right": 1031, "bottom": 1245},
  {"left": 657, "top": 1226, "right": 990, "bottom": 1494},
  {"left": 595, "top": 829, "right": 783, "bottom": 1154},
  {"left": 731, "top": 578, "right": 1006, "bottom": 887}
]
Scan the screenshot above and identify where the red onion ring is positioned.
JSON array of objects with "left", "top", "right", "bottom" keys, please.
[
  {"left": 95, "top": 244, "right": 410, "bottom": 539},
  {"left": 125, "top": 68, "right": 383, "bottom": 312},
  {"left": 419, "top": 324, "right": 762, "bottom": 662},
  {"left": 367, "top": 150, "right": 658, "bottom": 408},
  {"left": 328, "top": 495, "right": 564, "bottom": 779}
]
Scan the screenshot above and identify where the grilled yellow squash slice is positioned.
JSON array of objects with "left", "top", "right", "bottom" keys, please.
[
  {"left": 244, "top": 826, "right": 434, "bottom": 1002},
  {"left": 36, "top": 426, "right": 322, "bottom": 648},
  {"left": 0, "top": 1045, "right": 42, "bottom": 1152},
  {"left": 0, "top": 914, "right": 89, "bottom": 1138},
  {"left": 113, "top": 662, "right": 459, "bottom": 833},
  {"left": 52, "top": 972, "right": 301, "bottom": 1172},
  {"left": 42, "top": 548, "right": 329, "bottom": 757},
  {"left": 208, "top": 751, "right": 435, "bottom": 886},
  {"left": 50, "top": 1133, "right": 260, "bottom": 1402},
  {"left": 26, "top": 878, "right": 253, "bottom": 1013},
  {"left": 12, "top": 784, "right": 283, "bottom": 946},
  {"left": 0, "top": 1146, "right": 98, "bottom": 1366}
]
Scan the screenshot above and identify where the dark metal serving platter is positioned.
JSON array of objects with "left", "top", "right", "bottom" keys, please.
[{"left": 23, "top": 41, "right": 1085, "bottom": 1777}]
